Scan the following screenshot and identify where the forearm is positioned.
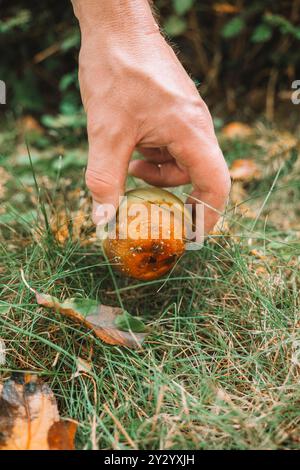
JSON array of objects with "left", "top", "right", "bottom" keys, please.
[{"left": 71, "top": 0, "right": 158, "bottom": 39}]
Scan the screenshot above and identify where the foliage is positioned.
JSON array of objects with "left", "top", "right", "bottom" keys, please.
[{"left": 0, "top": 1, "right": 299, "bottom": 117}]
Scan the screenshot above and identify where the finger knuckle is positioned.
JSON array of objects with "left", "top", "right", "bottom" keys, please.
[
  {"left": 85, "top": 168, "right": 119, "bottom": 196},
  {"left": 173, "top": 98, "right": 215, "bottom": 139},
  {"left": 188, "top": 96, "right": 211, "bottom": 119}
]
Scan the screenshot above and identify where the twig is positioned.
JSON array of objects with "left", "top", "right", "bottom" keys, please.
[{"left": 103, "top": 404, "right": 137, "bottom": 450}]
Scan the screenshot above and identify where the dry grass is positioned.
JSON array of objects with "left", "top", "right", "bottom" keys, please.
[{"left": 0, "top": 121, "right": 300, "bottom": 449}]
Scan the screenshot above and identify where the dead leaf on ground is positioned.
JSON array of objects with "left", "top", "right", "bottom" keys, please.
[
  {"left": 249, "top": 249, "right": 269, "bottom": 261},
  {"left": 209, "top": 217, "right": 231, "bottom": 241},
  {"left": 72, "top": 210, "right": 87, "bottom": 240},
  {"left": 230, "top": 181, "right": 247, "bottom": 205},
  {"left": 256, "top": 128, "right": 298, "bottom": 161},
  {"left": 0, "top": 373, "right": 77, "bottom": 450},
  {"left": 51, "top": 207, "right": 94, "bottom": 246},
  {"left": 71, "top": 357, "right": 92, "bottom": 379},
  {"left": 213, "top": 3, "right": 241, "bottom": 14},
  {"left": 222, "top": 122, "right": 253, "bottom": 139},
  {"left": 50, "top": 209, "right": 86, "bottom": 245},
  {"left": 0, "top": 167, "right": 10, "bottom": 199},
  {"left": 229, "top": 159, "right": 261, "bottom": 181},
  {"left": 229, "top": 182, "right": 258, "bottom": 219},
  {"left": 51, "top": 210, "right": 69, "bottom": 244},
  {"left": 35, "top": 294, "right": 148, "bottom": 348},
  {"left": 21, "top": 271, "right": 148, "bottom": 348},
  {"left": 19, "top": 115, "right": 44, "bottom": 134}
]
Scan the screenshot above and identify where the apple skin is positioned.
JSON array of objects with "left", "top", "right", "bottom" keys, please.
[{"left": 103, "top": 188, "right": 191, "bottom": 281}]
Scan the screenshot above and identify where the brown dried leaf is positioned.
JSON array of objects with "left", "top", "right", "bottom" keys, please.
[
  {"left": 48, "top": 421, "right": 77, "bottom": 450},
  {"left": 210, "top": 217, "right": 230, "bottom": 236},
  {"left": 256, "top": 128, "right": 298, "bottom": 160},
  {"left": 222, "top": 122, "right": 253, "bottom": 139},
  {"left": 71, "top": 209, "right": 86, "bottom": 240},
  {"left": 35, "top": 293, "right": 147, "bottom": 349},
  {"left": 51, "top": 210, "right": 69, "bottom": 245},
  {"left": 230, "top": 181, "right": 247, "bottom": 205},
  {"left": 213, "top": 3, "right": 240, "bottom": 14},
  {"left": 0, "top": 374, "right": 76, "bottom": 450},
  {"left": 0, "top": 167, "right": 10, "bottom": 199},
  {"left": 229, "top": 182, "right": 258, "bottom": 219},
  {"left": 19, "top": 115, "right": 44, "bottom": 134},
  {"left": 249, "top": 249, "right": 268, "bottom": 260},
  {"left": 229, "top": 159, "right": 261, "bottom": 181},
  {"left": 71, "top": 357, "right": 92, "bottom": 379},
  {"left": 51, "top": 208, "right": 91, "bottom": 245}
]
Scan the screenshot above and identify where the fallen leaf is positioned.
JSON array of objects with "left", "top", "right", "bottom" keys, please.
[
  {"left": 256, "top": 128, "right": 298, "bottom": 160},
  {"left": 228, "top": 182, "right": 258, "bottom": 219},
  {"left": 250, "top": 249, "right": 268, "bottom": 260},
  {"left": 210, "top": 217, "right": 230, "bottom": 237},
  {"left": 254, "top": 266, "right": 268, "bottom": 276},
  {"left": 51, "top": 208, "right": 91, "bottom": 245},
  {"left": 50, "top": 210, "right": 69, "bottom": 245},
  {"left": 0, "top": 373, "right": 76, "bottom": 450},
  {"left": 47, "top": 420, "right": 77, "bottom": 450},
  {"left": 19, "top": 115, "right": 43, "bottom": 134},
  {"left": 230, "top": 181, "right": 247, "bottom": 205},
  {"left": 213, "top": 3, "right": 240, "bottom": 14},
  {"left": 0, "top": 167, "right": 10, "bottom": 199},
  {"left": 115, "top": 310, "right": 147, "bottom": 333},
  {"left": 71, "top": 357, "right": 92, "bottom": 379},
  {"left": 229, "top": 159, "right": 261, "bottom": 181},
  {"left": 35, "top": 293, "right": 147, "bottom": 348},
  {"left": 222, "top": 122, "right": 253, "bottom": 139},
  {"left": 71, "top": 209, "right": 86, "bottom": 240}
]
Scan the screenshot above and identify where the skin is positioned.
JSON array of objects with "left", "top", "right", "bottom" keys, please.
[{"left": 71, "top": 0, "right": 231, "bottom": 234}]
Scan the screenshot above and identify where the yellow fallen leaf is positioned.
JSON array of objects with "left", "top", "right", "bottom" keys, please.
[
  {"left": 229, "top": 159, "right": 261, "bottom": 181},
  {"left": 0, "top": 167, "right": 10, "bottom": 199},
  {"left": 250, "top": 249, "right": 268, "bottom": 260},
  {"left": 51, "top": 208, "right": 91, "bottom": 245},
  {"left": 222, "top": 122, "right": 253, "bottom": 139},
  {"left": 51, "top": 210, "right": 69, "bottom": 245},
  {"left": 71, "top": 357, "right": 92, "bottom": 379},
  {"left": 210, "top": 217, "right": 230, "bottom": 236},
  {"left": 213, "top": 3, "right": 240, "bottom": 14},
  {"left": 19, "top": 115, "right": 44, "bottom": 134}
]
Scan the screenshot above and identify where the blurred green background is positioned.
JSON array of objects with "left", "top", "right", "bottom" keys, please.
[{"left": 0, "top": 0, "right": 299, "bottom": 125}]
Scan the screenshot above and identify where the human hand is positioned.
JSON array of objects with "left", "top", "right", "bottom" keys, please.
[{"left": 72, "top": 0, "right": 231, "bottom": 233}]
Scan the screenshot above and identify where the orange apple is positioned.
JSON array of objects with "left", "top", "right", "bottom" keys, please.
[{"left": 103, "top": 188, "right": 191, "bottom": 280}]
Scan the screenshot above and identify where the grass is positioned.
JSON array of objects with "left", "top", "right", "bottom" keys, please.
[{"left": 0, "top": 119, "right": 300, "bottom": 449}]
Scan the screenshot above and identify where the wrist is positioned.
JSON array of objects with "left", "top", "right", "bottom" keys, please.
[{"left": 71, "top": 0, "right": 158, "bottom": 40}]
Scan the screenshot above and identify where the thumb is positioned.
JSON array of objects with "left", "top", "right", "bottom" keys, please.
[{"left": 85, "top": 135, "right": 133, "bottom": 226}]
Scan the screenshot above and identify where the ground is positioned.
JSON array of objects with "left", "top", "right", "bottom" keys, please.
[{"left": 0, "top": 115, "right": 299, "bottom": 449}]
